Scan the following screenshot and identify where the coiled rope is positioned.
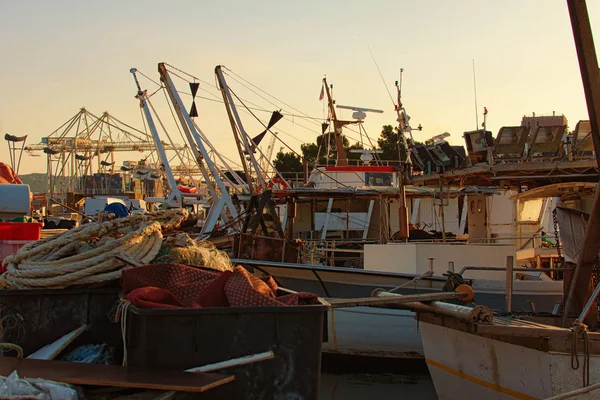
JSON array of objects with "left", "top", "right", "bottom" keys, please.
[{"left": 0, "top": 209, "right": 188, "bottom": 289}]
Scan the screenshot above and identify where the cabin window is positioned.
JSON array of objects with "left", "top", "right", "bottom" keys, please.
[
  {"left": 518, "top": 199, "right": 544, "bottom": 222},
  {"left": 365, "top": 173, "right": 393, "bottom": 187}
]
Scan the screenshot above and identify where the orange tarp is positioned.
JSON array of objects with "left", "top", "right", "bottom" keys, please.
[{"left": 0, "top": 162, "right": 22, "bottom": 184}]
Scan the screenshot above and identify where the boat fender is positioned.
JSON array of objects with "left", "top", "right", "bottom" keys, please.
[{"left": 454, "top": 284, "right": 475, "bottom": 303}]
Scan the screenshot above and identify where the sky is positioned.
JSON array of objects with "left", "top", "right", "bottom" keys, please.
[{"left": 1, "top": 0, "right": 599, "bottom": 175}]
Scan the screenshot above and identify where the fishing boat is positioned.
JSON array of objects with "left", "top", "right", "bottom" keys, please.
[
  {"left": 417, "top": 2, "right": 600, "bottom": 397},
  {"left": 232, "top": 72, "right": 600, "bottom": 360}
]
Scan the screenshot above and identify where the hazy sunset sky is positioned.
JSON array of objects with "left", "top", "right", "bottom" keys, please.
[{"left": 1, "top": 0, "right": 599, "bottom": 174}]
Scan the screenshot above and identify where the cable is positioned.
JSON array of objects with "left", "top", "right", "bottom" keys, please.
[{"left": 368, "top": 46, "right": 396, "bottom": 108}]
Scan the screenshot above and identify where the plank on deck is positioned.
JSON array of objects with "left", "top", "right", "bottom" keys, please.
[{"left": 0, "top": 357, "right": 234, "bottom": 393}]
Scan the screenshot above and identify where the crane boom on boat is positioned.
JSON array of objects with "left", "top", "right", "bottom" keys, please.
[{"left": 156, "top": 63, "right": 240, "bottom": 235}]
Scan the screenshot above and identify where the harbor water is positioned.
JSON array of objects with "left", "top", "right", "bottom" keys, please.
[{"left": 321, "top": 373, "right": 437, "bottom": 399}]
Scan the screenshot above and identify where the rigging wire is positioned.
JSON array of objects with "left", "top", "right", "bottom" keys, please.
[
  {"left": 368, "top": 46, "right": 396, "bottom": 109},
  {"left": 160, "top": 64, "right": 365, "bottom": 147},
  {"left": 227, "top": 86, "right": 352, "bottom": 189},
  {"left": 223, "top": 69, "right": 364, "bottom": 143}
]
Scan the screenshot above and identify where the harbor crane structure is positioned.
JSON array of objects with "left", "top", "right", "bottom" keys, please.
[{"left": 21, "top": 107, "right": 187, "bottom": 203}]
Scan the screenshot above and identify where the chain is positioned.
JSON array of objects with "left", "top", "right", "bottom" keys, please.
[
  {"left": 593, "top": 258, "right": 600, "bottom": 316},
  {"left": 555, "top": 209, "right": 572, "bottom": 315},
  {"left": 553, "top": 209, "right": 563, "bottom": 266}
]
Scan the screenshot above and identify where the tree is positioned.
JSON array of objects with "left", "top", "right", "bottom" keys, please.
[
  {"left": 377, "top": 125, "right": 405, "bottom": 161},
  {"left": 273, "top": 151, "right": 302, "bottom": 172},
  {"left": 377, "top": 125, "right": 423, "bottom": 162},
  {"left": 272, "top": 126, "right": 423, "bottom": 171}
]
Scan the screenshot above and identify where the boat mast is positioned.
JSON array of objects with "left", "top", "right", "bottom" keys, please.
[
  {"left": 215, "top": 65, "right": 266, "bottom": 193},
  {"left": 157, "top": 63, "right": 239, "bottom": 235},
  {"left": 323, "top": 77, "right": 349, "bottom": 167},
  {"left": 394, "top": 69, "right": 415, "bottom": 166},
  {"left": 562, "top": 0, "right": 600, "bottom": 326},
  {"left": 130, "top": 68, "right": 184, "bottom": 207}
]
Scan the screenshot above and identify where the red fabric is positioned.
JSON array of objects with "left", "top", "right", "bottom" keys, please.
[
  {"left": 0, "top": 162, "right": 22, "bottom": 184},
  {"left": 127, "top": 287, "right": 184, "bottom": 308},
  {"left": 121, "top": 263, "right": 319, "bottom": 309}
]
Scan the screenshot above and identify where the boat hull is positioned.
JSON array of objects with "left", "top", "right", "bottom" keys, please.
[
  {"left": 245, "top": 262, "right": 563, "bottom": 360},
  {"left": 420, "top": 320, "right": 600, "bottom": 399}
]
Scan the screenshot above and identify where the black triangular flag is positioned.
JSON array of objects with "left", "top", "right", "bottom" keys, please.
[
  {"left": 189, "top": 101, "right": 198, "bottom": 118},
  {"left": 321, "top": 122, "right": 329, "bottom": 134},
  {"left": 266, "top": 110, "right": 283, "bottom": 130},
  {"left": 251, "top": 111, "right": 284, "bottom": 146},
  {"left": 190, "top": 82, "right": 200, "bottom": 98},
  {"left": 252, "top": 131, "right": 267, "bottom": 146}
]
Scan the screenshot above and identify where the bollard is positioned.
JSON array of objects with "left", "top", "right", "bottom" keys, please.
[{"left": 428, "top": 258, "right": 435, "bottom": 274}]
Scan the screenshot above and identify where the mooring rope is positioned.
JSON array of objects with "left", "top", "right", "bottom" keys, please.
[{"left": 570, "top": 320, "right": 590, "bottom": 387}]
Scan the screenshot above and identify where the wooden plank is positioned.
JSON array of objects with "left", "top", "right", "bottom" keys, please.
[
  {"left": 0, "top": 357, "right": 233, "bottom": 393},
  {"left": 476, "top": 324, "right": 571, "bottom": 338},
  {"left": 327, "top": 291, "right": 465, "bottom": 308},
  {"left": 563, "top": 0, "right": 600, "bottom": 326},
  {"left": 27, "top": 325, "right": 87, "bottom": 360},
  {"left": 158, "top": 350, "right": 275, "bottom": 400}
]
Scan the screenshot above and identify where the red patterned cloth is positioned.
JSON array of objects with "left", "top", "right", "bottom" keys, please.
[{"left": 121, "top": 263, "right": 319, "bottom": 309}]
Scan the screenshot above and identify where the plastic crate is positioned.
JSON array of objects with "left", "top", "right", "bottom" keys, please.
[
  {"left": 0, "top": 240, "right": 34, "bottom": 270},
  {"left": 0, "top": 222, "right": 43, "bottom": 240},
  {"left": 0, "top": 288, "right": 121, "bottom": 356},
  {"left": 125, "top": 303, "right": 327, "bottom": 400}
]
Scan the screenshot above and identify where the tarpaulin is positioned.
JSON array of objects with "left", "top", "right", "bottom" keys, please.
[
  {"left": 0, "top": 162, "right": 22, "bottom": 184},
  {"left": 121, "top": 263, "right": 318, "bottom": 308}
]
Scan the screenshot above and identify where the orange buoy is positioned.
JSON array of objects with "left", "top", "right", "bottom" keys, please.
[{"left": 455, "top": 284, "right": 475, "bottom": 303}]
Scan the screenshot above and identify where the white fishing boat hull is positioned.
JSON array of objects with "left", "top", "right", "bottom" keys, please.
[
  {"left": 238, "top": 259, "right": 564, "bottom": 360},
  {"left": 420, "top": 320, "right": 600, "bottom": 399},
  {"left": 324, "top": 307, "right": 422, "bottom": 358}
]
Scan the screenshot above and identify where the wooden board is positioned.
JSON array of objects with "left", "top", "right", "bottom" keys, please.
[
  {"left": 327, "top": 291, "right": 465, "bottom": 308},
  {"left": 0, "top": 357, "right": 234, "bottom": 393},
  {"left": 27, "top": 325, "right": 87, "bottom": 360}
]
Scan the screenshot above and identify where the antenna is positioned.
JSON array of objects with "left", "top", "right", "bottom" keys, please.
[
  {"left": 472, "top": 59, "right": 479, "bottom": 130},
  {"left": 425, "top": 132, "right": 451, "bottom": 145},
  {"left": 349, "top": 148, "right": 384, "bottom": 165},
  {"left": 336, "top": 104, "right": 384, "bottom": 121}
]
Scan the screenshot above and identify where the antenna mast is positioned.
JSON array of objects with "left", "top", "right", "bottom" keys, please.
[
  {"left": 395, "top": 68, "right": 416, "bottom": 165},
  {"left": 323, "top": 77, "right": 349, "bottom": 167},
  {"left": 472, "top": 59, "right": 479, "bottom": 130}
]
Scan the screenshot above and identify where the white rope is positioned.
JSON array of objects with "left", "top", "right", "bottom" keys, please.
[
  {"left": 0, "top": 210, "right": 187, "bottom": 289},
  {"left": 114, "top": 300, "right": 132, "bottom": 367}
]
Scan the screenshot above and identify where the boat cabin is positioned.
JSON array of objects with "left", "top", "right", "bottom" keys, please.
[{"left": 307, "top": 166, "right": 398, "bottom": 189}]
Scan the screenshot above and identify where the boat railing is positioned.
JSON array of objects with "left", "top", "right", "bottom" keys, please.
[
  {"left": 462, "top": 258, "right": 568, "bottom": 312},
  {"left": 458, "top": 266, "right": 568, "bottom": 276}
]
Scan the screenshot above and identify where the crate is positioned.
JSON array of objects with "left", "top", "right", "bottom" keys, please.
[
  {"left": 0, "top": 288, "right": 121, "bottom": 356},
  {"left": 0, "top": 222, "right": 43, "bottom": 240},
  {"left": 125, "top": 303, "right": 327, "bottom": 400},
  {"left": 0, "top": 240, "right": 34, "bottom": 271}
]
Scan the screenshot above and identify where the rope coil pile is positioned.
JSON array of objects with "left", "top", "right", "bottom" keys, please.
[{"left": 0, "top": 209, "right": 189, "bottom": 289}]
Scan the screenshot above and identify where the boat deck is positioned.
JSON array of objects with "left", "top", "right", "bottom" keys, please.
[{"left": 418, "top": 312, "right": 600, "bottom": 354}]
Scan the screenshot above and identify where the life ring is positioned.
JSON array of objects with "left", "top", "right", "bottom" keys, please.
[
  {"left": 178, "top": 184, "right": 197, "bottom": 194},
  {"left": 267, "top": 177, "right": 290, "bottom": 191}
]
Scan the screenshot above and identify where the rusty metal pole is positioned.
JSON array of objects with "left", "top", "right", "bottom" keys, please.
[
  {"left": 562, "top": 0, "right": 600, "bottom": 326},
  {"left": 505, "top": 256, "right": 514, "bottom": 312},
  {"left": 398, "top": 171, "right": 409, "bottom": 242}
]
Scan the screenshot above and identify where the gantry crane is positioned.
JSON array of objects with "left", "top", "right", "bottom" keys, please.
[{"left": 22, "top": 107, "right": 186, "bottom": 203}]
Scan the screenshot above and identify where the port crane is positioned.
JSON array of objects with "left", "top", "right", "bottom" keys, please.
[{"left": 19, "top": 107, "right": 187, "bottom": 203}]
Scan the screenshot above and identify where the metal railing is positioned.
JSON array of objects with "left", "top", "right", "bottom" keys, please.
[{"left": 458, "top": 266, "right": 568, "bottom": 276}]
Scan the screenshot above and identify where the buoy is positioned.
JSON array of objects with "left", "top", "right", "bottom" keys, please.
[{"left": 455, "top": 284, "right": 475, "bottom": 303}]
